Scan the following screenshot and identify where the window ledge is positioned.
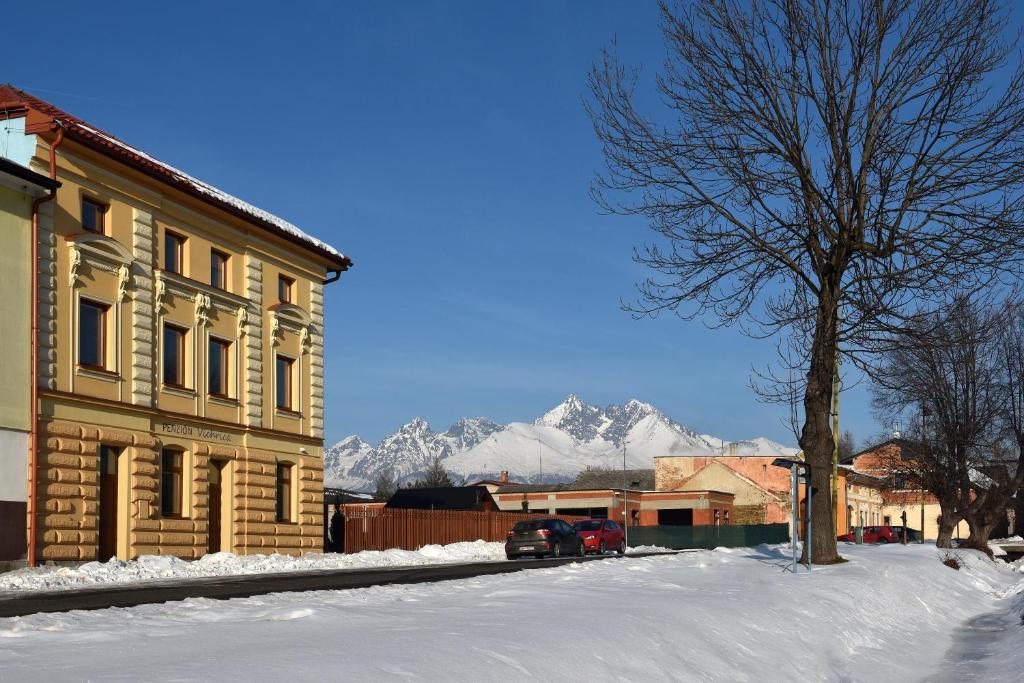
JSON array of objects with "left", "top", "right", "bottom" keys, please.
[
  {"left": 156, "top": 269, "right": 250, "bottom": 309},
  {"left": 208, "top": 394, "right": 240, "bottom": 408},
  {"left": 76, "top": 365, "right": 121, "bottom": 383},
  {"left": 162, "top": 384, "right": 196, "bottom": 399},
  {"left": 275, "top": 408, "right": 303, "bottom": 419}
]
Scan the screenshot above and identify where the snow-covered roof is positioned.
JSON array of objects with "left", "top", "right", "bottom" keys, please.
[{"left": 0, "top": 84, "right": 350, "bottom": 270}]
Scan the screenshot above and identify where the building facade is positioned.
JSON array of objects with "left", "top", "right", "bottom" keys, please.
[
  {"left": 0, "top": 159, "right": 60, "bottom": 561},
  {"left": 847, "top": 440, "right": 970, "bottom": 540},
  {"left": 0, "top": 84, "right": 350, "bottom": 562},
  {"left": 655, "top": 454, "right": 887, "bottom": 538},
  {"left": 656, "top": 455, "right": 793, "bottom": 525},
  {"left": 492, "top": 484, "right": 735, "bottom": 527}
]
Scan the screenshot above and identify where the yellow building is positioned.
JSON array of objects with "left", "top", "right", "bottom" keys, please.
[
  {"left": 0, "top": 158, "right": 60, "bottom": 562},
  {"left": 0, "top": 84, "right": 351, "bottom": 563}
]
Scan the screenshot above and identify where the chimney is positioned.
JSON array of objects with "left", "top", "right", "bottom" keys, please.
[{"left": 499, "top": 470, "right": 509, "bottom": 484}]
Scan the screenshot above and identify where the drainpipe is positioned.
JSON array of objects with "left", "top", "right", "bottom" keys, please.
[
  {"left": 322, "top": 268, "right": 344, "bottom": 285},
  {"left": 27, "top": 123, "right": 64, "bottom": 567}
]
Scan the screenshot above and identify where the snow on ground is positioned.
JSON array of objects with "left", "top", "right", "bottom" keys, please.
[
  {"left": 0, "top": 541, "right": 507, "bottom": 592},
  {"left": 0, "top": 542, "right": 671, "bottom": 593},
  {"left": 1, "top": 543, "right": 1022, "bottom": 681}
]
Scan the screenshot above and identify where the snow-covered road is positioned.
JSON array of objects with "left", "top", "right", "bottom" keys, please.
[{"left": 1, "top": 544, "right": 1021, "bottom": 682}]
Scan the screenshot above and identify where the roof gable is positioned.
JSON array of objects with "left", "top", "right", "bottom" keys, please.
[{"left": 385, "top": 486, "right": 496, "bottom": 511}]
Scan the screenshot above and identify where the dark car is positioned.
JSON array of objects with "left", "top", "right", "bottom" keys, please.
[
  {"left": 506, "top": 518, "right": 584, "bottom": 560},
  {"left": 887, "top": 526, "right": 921, "bottom": 543},
  {"left": 573, "top": 519, "right": 626, "bottom": 555}
]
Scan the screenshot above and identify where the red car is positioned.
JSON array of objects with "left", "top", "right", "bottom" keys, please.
[
  {"left": 573, "top": 519, "right": 626, "bottom": 555},
  {"left": 837, "top": 526, "right": 902, "bottom": 544}
]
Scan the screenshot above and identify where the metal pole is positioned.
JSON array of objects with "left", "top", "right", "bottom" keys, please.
[
  {"left": 920, "top": 408, "right": 927, "bottom": 543},
  {"left": 538, "top": 440, "right": 543, "bottom": 484},
  {"left": 791, "top": 466, "right": 798, "bottom": 574},
  {"left": 622, "top": 441, "right": 628, "bottom": 549},
  {"left": 832, "top": 349, "right": 840, "bottom": 524},
  {"left": 807, "top": 468, "right": 813, "bottom": 573}
]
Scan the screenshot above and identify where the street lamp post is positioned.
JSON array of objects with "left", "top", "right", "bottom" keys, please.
[{"left": 772, "top": 456, "right": 813, "bottom": 573}]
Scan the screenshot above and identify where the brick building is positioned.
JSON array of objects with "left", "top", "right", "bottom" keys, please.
[{"left": 491, "top": 469, "right": 735, "bottom": 527}]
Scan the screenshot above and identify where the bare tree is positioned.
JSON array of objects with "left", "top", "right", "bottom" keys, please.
[
  {"left": 871, "top": 298, "right": 1004, "bottom": 547},
  {"left": 960, "top": 304, "right": 1024, "bottom": 549},
  {"left": 587, "top": 0, "right": 1024, "bottom": 562}
]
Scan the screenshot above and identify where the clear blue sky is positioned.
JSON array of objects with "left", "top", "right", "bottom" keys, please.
[{"left": 4, "top": 1, "right": 880, "bottom": 448}]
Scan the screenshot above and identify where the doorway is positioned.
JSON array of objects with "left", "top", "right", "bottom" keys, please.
[
  {"left": 208, "top": 460, "right": 228, "bottom": 554},
  {"left": 98, "top": 446, "right": 120, "bottom": 561}
]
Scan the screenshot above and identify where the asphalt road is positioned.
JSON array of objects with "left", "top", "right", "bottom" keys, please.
[{"left": 0, "top": 551, "right": 677, "bottom": 619}]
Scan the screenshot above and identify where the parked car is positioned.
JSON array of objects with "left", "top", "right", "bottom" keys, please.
[
  {"left": 837, "top": 525, "right": 910, "bottom": 544},
  {"left": 506, "top": 519, "right": 584, "bottom": 560},
  {"left": 573, "top": 519, "right": 626, "bottom": 555},
  {"left": 887, "top": 526, "right": 921, "bottom": 543}
]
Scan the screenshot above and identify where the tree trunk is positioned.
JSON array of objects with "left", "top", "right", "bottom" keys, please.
[
  {"left": 935, "top": 508, "right": 960, "bottom": 549},
  {"left": 798, "top": 287, "right": 843, "bottom": 565},
  {"left": 962, "top": 510, "right": 997, "bottom": 556}
]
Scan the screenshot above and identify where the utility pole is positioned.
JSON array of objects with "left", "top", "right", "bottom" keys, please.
[
  {"left": 622, "top": 441, "right": 629, "bottom": 549},
  {"left": 538, "top": 440, "right": 543, "bottom": 484},
  {"left": 920, "top": 407, "right": 930, "bottom": 543},
  {"left": 832, "top": 348, "right": 840, "bottom": 526}
]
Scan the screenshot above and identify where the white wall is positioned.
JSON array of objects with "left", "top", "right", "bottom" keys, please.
[{"left": 0, "top": 429, "right": 27, "bottom": 501}]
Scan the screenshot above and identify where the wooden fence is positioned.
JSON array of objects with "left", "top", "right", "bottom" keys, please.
[{"left": 341, "top": 508, "right": 585, "bottom": 554}]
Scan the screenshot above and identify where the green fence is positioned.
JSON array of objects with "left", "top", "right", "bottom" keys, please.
[{"left": 627, "top": 523, "right": 790, "bottom": 550}]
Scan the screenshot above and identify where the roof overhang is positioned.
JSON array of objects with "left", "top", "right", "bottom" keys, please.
[
  {"left": 0, "top": 157, "right": 60, "bottom": 196},
  {"left": 1, "top": 84, "right": 351, "bottom": 272}
]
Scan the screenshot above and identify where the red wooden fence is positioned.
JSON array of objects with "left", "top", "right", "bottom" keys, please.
[{"left": 342, "top": 508, "right": 585, "bottom": 553}]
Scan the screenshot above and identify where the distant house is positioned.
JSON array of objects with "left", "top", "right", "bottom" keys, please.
[
  {"left": 847, "top": 439, "right": 971, "bottom": 540},
  {"left": 385, "top": 486, "right": 497, "bottom": 511},
  {"left": 655, "top": 453, "right": 891, "bottom": 538},
  {"left": 466, "top": 471, "right": 511, "bottom": 494},
  {"left": 491, "top": 468, "right": 734, "bottom": 527}
]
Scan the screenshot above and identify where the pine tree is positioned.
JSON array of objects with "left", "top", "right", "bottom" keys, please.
[
  {"left": 372, "top": 468, "right": 398, "bottom": 501},
  {"left": 410, "top": 457, "right": 455, "bottom": 488},
  {"left": 838, "top": 431, "right": 856, "bottom": 463}
]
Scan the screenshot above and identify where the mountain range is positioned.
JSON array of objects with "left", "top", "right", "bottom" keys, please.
[{"left": 323, "top": 394, "right": 799, "bottom": 491}]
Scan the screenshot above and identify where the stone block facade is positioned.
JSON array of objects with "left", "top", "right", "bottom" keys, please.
[{"left": 34, "top": 420, "right": 323, "bottom": 561}]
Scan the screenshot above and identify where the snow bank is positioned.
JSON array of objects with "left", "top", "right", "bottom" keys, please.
[
  {"left": 0, "top": 541, "right": 506, "bottom": 592},
  {"left": 2, "top": 543, "right": 1022, "bottom": 681}
]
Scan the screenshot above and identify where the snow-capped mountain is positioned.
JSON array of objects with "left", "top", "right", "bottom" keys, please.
[
  {"left": 323, "top": 417, "right": 502, "bottom": 491},
  {"left": 699, "top": 435, "right": 799, "bottom": 457},
  {"left": 324, "top": 395, "right": 799, "bottom": 491}
]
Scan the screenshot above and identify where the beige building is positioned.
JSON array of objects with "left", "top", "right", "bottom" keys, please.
[
  {"left": 0, "top": 158, "right": 61, "bottom": 561},
  {"left": 0, "top": 84, "right": 351, "bottom": 563}
]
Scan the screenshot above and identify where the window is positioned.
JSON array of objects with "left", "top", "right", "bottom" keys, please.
[
  {"left": 164, "top": 231, "right": 185, "bottom": 274},
  {"left": 78, "top": 299, "right": 108, "bottom": 369},
  {"left": 81, "top": 198, "right": 106, "bottom": 234},
  {"left": 163, "top": 324, "right": 187, "bottom": 387},
  {"left": 208, "top": 338, "right": 230, "bottom": 397},
  {"left": 278, "top": 274, "right": 294, "bottom": 303},
  {"left": 161, "top": 448, "right": 184, "bottom": 517},
  {"left": 276, "top": 462, "right": 293, "bottom": 522},
  {"left": 276, "top": 355, "right": 294, "bottom": 410},
  {"left": 210, "top": 249, "right": 228, "bottom": 289}
]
